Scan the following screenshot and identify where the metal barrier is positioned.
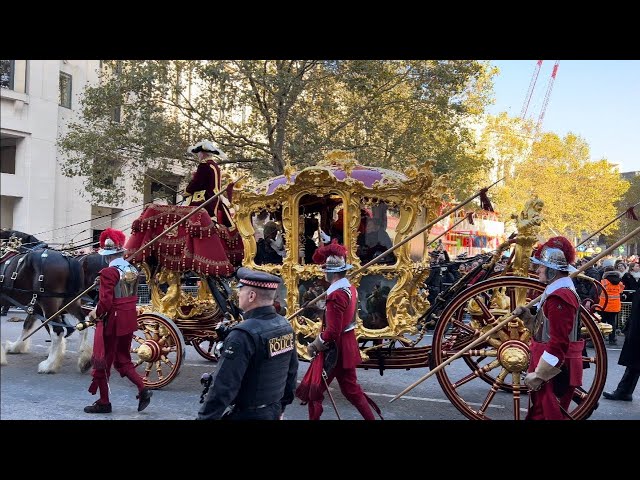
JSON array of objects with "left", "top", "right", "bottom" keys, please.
[
  {"left": 136, "top": 284, "right": 200, "bottom": 305},
  {"left": 619, "top": 289, "right": 636, "bottom": 331}
]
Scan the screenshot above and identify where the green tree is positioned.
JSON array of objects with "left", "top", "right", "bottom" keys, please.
[
  {"left": 493, "top": 132, "right": 630, "bottom": 241},
  {"left": 58, "top": 60, "right": 496, "bottom": 204},
  {"left": 607, "top": 173, "right": 640, "bottom": 254},
  {"left": 476, "top": 112, "right": 535, "bottom": 183}
]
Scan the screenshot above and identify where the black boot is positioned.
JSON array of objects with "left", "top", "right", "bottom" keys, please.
[
  {"left": 137, "top": 388, "right": 153, "bottom": 412},
  {"left": 84, "top": 401, "right": 112, "bottom": 413},
  {"left": 603, "top": 368, "right": 639, "bottom": 401}
]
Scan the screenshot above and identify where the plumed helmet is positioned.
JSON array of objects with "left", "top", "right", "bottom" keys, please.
[
  {"left": 187, "top": 140, "right": 229, "bottom": 162},
  {"left": 530, "top": 236, "right": 577, "bottom": 273},
  {"left": 312, "top": 239, "right": 353, "bottom": 272},
  {"left": 98, "top": 228, "right": 127, "bottom": 256}
]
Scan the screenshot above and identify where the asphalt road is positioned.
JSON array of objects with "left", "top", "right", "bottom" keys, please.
[{"left": 1, "top": 310, "right": 638, "bottom": 421}]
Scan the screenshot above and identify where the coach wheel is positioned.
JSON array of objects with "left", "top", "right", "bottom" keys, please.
[
  {"left": 430, "top": 276, "right": 607, "bottom": 420},
  {"left": 192, "top": 336, "right": 220, "bottom": 362},
  {"left": 132, "top": 312, "right": 187, "bottom": 389}
]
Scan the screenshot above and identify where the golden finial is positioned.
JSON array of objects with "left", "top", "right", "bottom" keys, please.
[{"left": 283, "top": 161, "right": 295, "bottom": 182}]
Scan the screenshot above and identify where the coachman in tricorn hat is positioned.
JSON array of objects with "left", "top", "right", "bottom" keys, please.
[{"left": 184, "top": 140, "right": 234, "bottom": 227}]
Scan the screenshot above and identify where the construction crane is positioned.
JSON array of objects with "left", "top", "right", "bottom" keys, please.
[
  {"left": 535, "top": 60, "right": 560, "bottom": 134},
  {"left": 520, "top": 60, "right": 543, "bottom": 119}
]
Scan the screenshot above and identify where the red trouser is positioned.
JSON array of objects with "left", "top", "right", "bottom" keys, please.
[
  {"left": 88, "top": 333, "right": 145, "bottom": 404},
  {"left": 307, "top": 363, "right": 375, "bottom": 420},
  {"left": 526, "top": 381, "right": 574, "bottom": 420}
]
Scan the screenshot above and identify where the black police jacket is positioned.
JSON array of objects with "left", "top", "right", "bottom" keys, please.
[{"left": 197, "top": 305, "right": 298, "bottom": 420}]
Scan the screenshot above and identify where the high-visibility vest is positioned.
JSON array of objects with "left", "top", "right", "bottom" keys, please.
[{"left": 598, "top": 278, "right": 625, "bottom": 312}]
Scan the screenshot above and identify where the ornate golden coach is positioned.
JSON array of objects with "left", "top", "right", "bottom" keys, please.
[{"left": 234, "top": 152, "right": 449, "bottom": 360}]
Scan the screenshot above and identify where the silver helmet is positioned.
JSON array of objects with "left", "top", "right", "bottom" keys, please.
[
  {"left": 321, "top": 255, "right": 354, "bottom": 273},
  {"left": 530, "top": 246, "right": 577, "bottom": 273}
]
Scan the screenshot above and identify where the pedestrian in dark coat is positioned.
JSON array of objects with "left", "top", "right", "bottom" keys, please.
[{"left": 603, "top": 284, "right": 640, "bottom": 401}]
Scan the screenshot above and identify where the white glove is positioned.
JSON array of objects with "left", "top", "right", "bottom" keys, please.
[
  {"left": 87, "top": 308, "right": 97, "bottom": 321},
  {"left": 306, "top": 334, "right": 327, "bottom": 358},
  {"left": 524, "top": 357, "right": 561, "bottom": 391},
  {"left": 273, "top": 231, "right": 284, "bottom": 250},
  {"left": 320, "top": 230, "right": 331, "bottom": 244},
  {"left": 268, "top": 237, "right": 286, "bottom": 257},
  {"left": 513, "top": 306, "right": 534, "bottom": 322}
]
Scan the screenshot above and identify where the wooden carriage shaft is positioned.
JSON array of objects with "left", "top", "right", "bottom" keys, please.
[{"left": 389, "top": 223, "right": 640, "bottom": 403}]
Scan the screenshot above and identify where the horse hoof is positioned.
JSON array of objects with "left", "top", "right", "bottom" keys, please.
[
  {"left": 5, "top": 341, "right": 28, "bottom": 354},
  {"left": 37, "top": 362, "right": 58, "bottom": 374},
  {"left": 79, "top": 360, "right": 92, "bottom": 374}
]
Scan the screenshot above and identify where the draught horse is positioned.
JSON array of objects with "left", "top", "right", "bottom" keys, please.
[{"left": 0, "top": 247, "right": 93, "bottom": 373}]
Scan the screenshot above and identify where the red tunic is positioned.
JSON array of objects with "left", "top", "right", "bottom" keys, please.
[
  {"left": 185, "top": 159, "right": 232, "bottom": 225},
  {"left": 95, "top": 266, "right": 138, "bottom": 337},
  {"left": 527, "top": 287, "right": 584, "bottom": 420},
  {"left": 321, "top": 284, "right": 361, "bottom": 369}
]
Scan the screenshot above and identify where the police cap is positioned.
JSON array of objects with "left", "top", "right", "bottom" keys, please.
[{"left": 236, "top": 267, "right": 282, "bottom": 290}]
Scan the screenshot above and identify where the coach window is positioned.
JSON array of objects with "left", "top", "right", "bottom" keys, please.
[{"left": 59, "top": 72, "right": 72, "bottom": 108}]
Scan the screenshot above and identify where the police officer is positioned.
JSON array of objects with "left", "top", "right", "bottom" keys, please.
[{"left": 197, "top": 267, "right": 298, "bottom": 420}]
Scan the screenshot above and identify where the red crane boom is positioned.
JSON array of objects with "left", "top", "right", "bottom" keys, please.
[
  {"left": 520, "top": 60, "right": 543, "bottom": 119},
  {"left": 536, "top": 60, "right": 560, "bottom": 133}
]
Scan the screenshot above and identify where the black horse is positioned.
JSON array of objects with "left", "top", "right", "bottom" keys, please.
[
  {"left": 1, "top": 229, "right": 48, "bottom": 316},
  {"left": 75, "top": 251, "right": 108, "bottom": 303},
  {"left": 0, "top": 247, "right": 93, "bottom": 373},
  {"left": 0, "top": 228, "right": 48, "bottom": 251}
]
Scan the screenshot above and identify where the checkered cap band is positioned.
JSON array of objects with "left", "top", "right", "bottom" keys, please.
[{"left": 239, "top": 278, "right": 279, "bottom": 289}]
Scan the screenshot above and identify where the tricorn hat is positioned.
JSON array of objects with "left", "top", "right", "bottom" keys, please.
[{"left": 187, "top": 140, "right": 228, "bottom": 161}]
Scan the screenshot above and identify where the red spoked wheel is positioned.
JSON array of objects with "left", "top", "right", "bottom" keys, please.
[
  {"left": 430, "top": 276, "right": 607, "bottom": 420},
  {"left": 132, "top": 312, "right": 187, "bottom": 389},
  {"left": 192, "top": 336, "right": 221, "bottom": 362}
]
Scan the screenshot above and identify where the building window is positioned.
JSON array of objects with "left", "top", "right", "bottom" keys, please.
[
  {"left": 0, "top": 137, "right": 17, "bottom": 174},
  {"left": 59, "top": 72, "right": 72, "bottom": 108},
  {"left": 151, "top": 181, "right": 178, "bottom": 205},
  {"left": 0, "top": 60, "right": 14, "bottom": 90},
  {"left": 92, "top": 229, "right": 104, "bottom": 248}
]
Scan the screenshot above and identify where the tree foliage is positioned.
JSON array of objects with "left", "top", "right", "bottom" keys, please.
[
  {"left": 58, "top": 60, "right": 496, "bottom": 204},
  {"left": 608, "top": 172, "right": 640, "bottom": 251},
  {"left": 492, "top": 132, "right": 630, "bottom": 241}
]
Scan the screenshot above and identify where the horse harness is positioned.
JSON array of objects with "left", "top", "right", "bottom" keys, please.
[{"left": 0, "top": 249, "right": 79, "bottom": 328}]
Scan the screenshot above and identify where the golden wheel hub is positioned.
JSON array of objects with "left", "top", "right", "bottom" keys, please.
[
  {"left": 497, "top": 340, "right": 530, "bottom": 373},
  {"left": 136, "top": 341, "right": 162, "bottom": 362}
]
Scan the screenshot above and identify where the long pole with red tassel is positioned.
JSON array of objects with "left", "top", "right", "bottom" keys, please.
[{"left": 576, "top": 201, "right": 639, "bottom": 249}]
